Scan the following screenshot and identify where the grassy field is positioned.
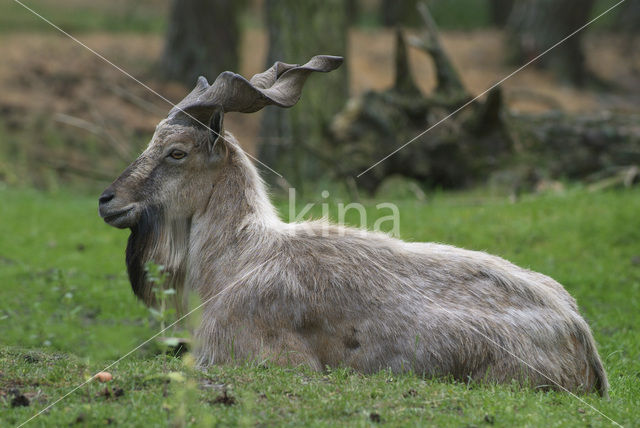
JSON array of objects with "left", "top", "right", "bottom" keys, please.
[
  {"left": 1, "top": 185, "right": 639, "bottom": 427},
  {"left": 0, "top": 0, "right": 167, "bottom": 34}
]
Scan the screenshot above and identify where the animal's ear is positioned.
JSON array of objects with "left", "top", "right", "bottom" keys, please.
[{"left": 207, "top": 105, "right": 225, "bottom": 155}]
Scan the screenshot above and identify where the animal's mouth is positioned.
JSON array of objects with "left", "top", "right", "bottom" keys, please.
[{"left": 101, "top": 206, "right": 137, "bottom": 229}]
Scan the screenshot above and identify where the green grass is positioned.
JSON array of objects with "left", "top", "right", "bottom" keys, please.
[
  {"left": 1, "top": 185, "right": 639, "bottom": 427},
  {"left": 0, "top": 0, "right": 167, "bottom": 34},
  {"left": 425, "top": 0, "right": 491, "bottom": 30}
]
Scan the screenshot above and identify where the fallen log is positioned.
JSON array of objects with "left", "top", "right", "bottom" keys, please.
[{"left": 328, "top": 2, "right": 640, "bottom": 195}]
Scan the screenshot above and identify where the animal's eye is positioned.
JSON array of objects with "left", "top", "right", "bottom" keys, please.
[{"left": 169, "top": 150, "right": 186, "bottom": 160}]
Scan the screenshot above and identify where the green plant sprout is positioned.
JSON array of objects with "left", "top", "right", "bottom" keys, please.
[{"left": 144, "top": 261, "right": 177, "bottom": 334}]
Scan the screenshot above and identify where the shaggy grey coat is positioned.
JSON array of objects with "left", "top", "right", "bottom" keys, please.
[{"left": 98, "top": 56, "right": 608, "bottom": 396}]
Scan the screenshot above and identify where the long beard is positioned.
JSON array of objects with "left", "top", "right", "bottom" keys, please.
[{"left": 125, "top": 206, "right": 190, "bottom": 309}]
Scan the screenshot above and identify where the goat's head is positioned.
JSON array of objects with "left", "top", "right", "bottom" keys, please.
[{"left": 98, "top": 55, "right": 343, "bottom": 303}]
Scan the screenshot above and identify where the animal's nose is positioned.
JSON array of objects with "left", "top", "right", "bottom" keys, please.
[{"left": 99, "top": 189, "right": 115, "bottom": 205}]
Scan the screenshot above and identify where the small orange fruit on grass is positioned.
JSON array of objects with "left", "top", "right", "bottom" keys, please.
[{"left": 94, "top": 371, "right": 112, "bottom": 382}]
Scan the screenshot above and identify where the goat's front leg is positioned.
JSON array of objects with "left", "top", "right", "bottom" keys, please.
[{"left": 194, "top": 316, "right": 322, "bottom": 370}]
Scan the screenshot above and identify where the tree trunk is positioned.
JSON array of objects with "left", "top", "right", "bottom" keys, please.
[
  {"left": 258, "top": 0, "right": 348, "bottom": 188},
  {"left": 161, "top": 0, "right": 243, "bottom": 86},
  {"left": 380, "top": 0, "right": 421, "bottom": 27},
  {"left": 489, "top": 0, "right": 515, "bottom": 27},
  {"left": 506, "top": 0, "right": 595, "bottom": 86},
  {"left": 614, "top": 0, "right": 640, "bottom": 34}
]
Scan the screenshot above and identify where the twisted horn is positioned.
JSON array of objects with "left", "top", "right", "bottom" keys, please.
[{"left": 169, "top": 55, "right": 343, "bottom": 122}]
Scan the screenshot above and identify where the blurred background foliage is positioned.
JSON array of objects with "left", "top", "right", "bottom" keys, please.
[{"left": 0, "top": 0, "right": 638, "bottom": 197}]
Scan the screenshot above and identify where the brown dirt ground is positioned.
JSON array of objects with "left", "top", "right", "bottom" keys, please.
[{"left": 0, "top": 29, "right": 638, "bottom": 157}]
